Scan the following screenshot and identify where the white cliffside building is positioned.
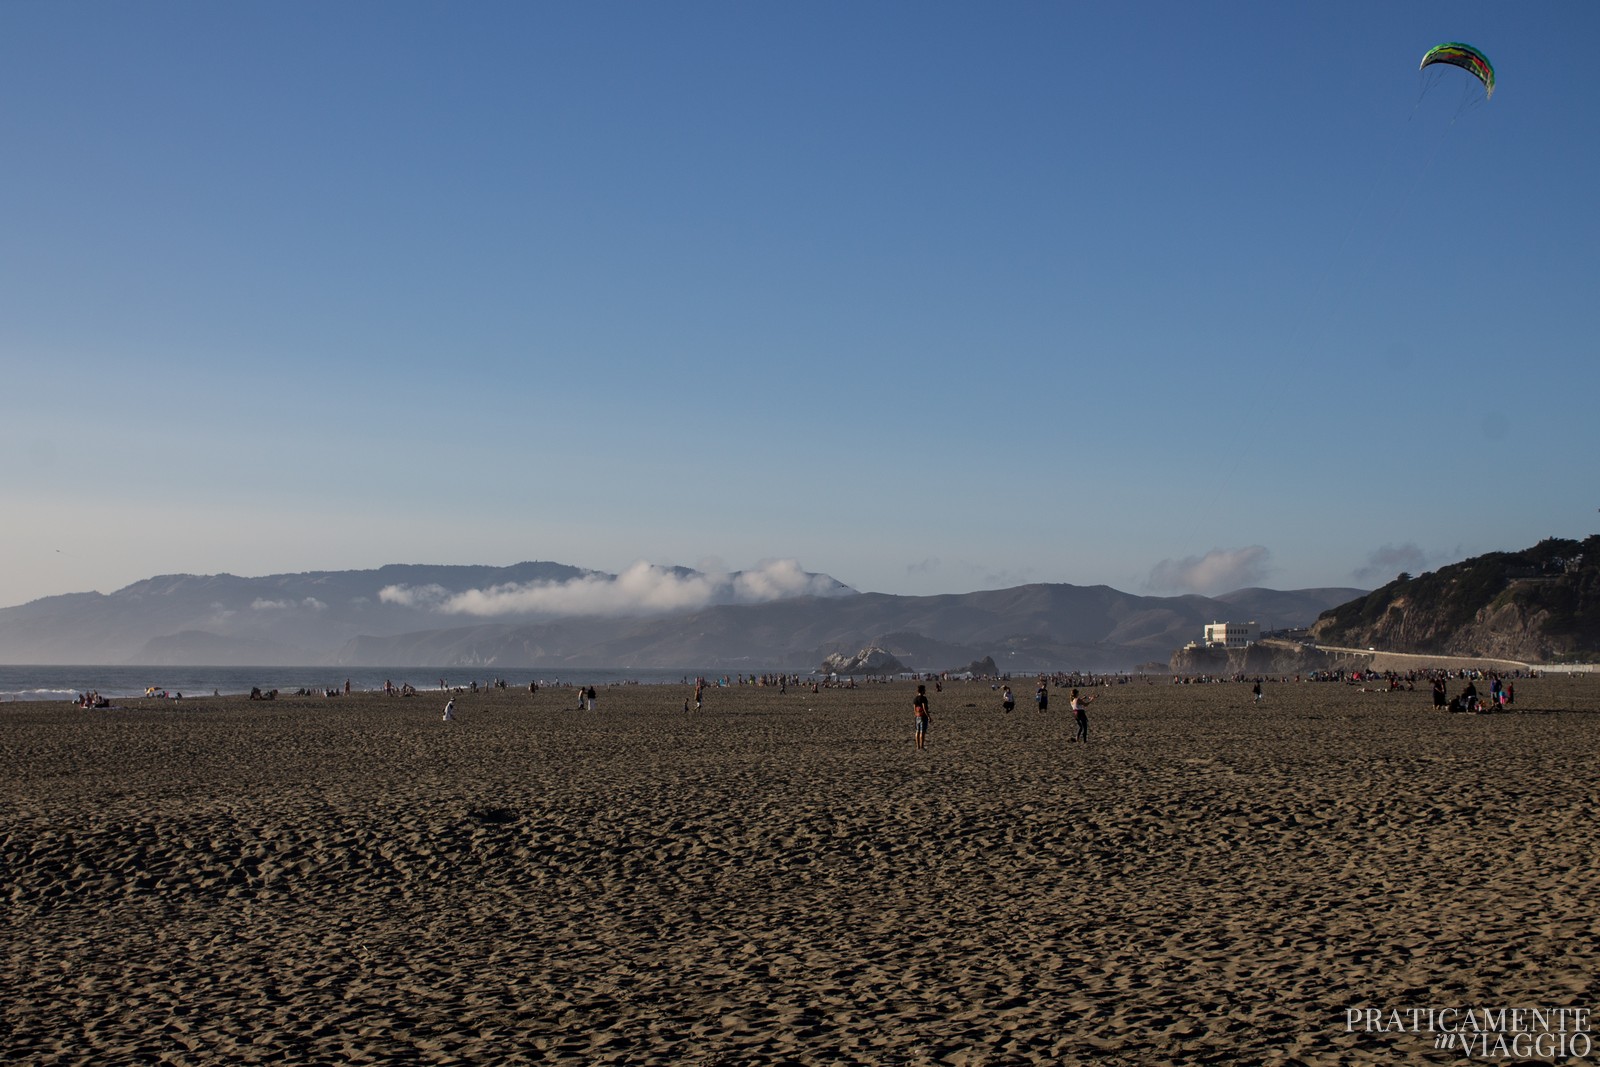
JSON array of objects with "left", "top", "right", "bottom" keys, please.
[{"left": 1204, "top": 621, "right": 1259, "bottom": 649}]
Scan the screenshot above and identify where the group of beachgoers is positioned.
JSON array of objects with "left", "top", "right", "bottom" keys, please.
[
  {"left": 429, "top": 678, "right": 521, "bottom": 695},
  {"left": 915, "top": 678, "right": 1099, "bottom": 750},
  {"left": 439, "top": 683, "right": 604, "bottom": 721},
  {"left": 1433, "top": 675, "right": 1516, "bottom": 712},
  {"left": 732, "top": 673, "right": 808, "bottom": 688}
]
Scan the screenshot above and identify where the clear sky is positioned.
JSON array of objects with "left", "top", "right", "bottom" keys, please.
[{"left": 4, "top": 2, "right": 1597, "bottom": 610}]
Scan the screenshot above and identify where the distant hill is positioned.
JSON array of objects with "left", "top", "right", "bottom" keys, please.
[
  {"left": 0, "top": 563, "right": 595, "bottom": 665},
  {"left": 335, "top": 582, "right": 1364, "bottom": 672},
  {"left": 1310, "top": 536, "right": 1600, "bottom": 662},
  {"left": 0, "top": 561, "right": 1361, "bottom": 672},
  {"left": 1215, "top": 587, "right": 1374, "bottom": 627}
]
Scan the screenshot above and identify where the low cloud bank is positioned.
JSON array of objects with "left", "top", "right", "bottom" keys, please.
[
  {"left": 1146, "top": 546, "right": 1272, "bottom": 596},
  {"left": 252, "top": 597, "right": 328, "bottom": 612},
  {"left": 379, "top": 559, "right": 849, "bottom": 618}
]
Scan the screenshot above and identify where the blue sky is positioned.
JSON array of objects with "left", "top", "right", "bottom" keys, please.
[{"left": 4, "top": 2, "right": 1597, "bottom": 610}]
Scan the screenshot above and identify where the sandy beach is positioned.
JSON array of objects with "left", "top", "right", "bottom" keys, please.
[{"left": 3, "top": 675, "right": 1597, "bottom": 1065}]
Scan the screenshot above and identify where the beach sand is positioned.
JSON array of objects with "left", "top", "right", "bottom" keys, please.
[{"left": 3, "top": 675, "right": 1597, "bottom": 1065}]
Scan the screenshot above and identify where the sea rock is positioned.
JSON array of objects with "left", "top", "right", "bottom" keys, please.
[
  {"left": 955, "top": 655, "right": 999, "bottom": 677},
  {"left": 819, "top": 646, "right": 907, "bottom": 676}
]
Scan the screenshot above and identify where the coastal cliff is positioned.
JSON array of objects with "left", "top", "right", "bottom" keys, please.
[
  {"left": 1309, "top": 537, "right": 1600, "bottom": 662},
  {"left": 1170, "top": 639, "right": 1338, "bottom": 676}
]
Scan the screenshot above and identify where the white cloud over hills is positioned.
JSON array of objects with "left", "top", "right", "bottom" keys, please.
[
  {"left": 1145, "top": 546, "right": 1272, "bottom": 597},
  {"left": 378, "top": 559, "right": 850, "bottom": 618}
]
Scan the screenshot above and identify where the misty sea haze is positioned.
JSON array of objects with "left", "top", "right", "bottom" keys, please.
[{"left": 0, "top": 666, "right": 722, "bottom": 703}]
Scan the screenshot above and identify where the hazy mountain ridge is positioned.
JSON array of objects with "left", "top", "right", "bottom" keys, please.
[
  {"left": 0, "top": 562, "right": 1363, "bottom": 671},
  {"left": 358, "top": 583, "right": 1367, "bottom": 671},
  {"left": 0, "top": 563, "right": 596, "bottom": 664}
]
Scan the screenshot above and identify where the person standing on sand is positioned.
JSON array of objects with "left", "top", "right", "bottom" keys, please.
[
  {"left": 1070, "top": 688, "right": 1093, "bottom": 743},
  {"left": 585, "top": 685, "right": 597, "bottom": 712},
  {"left": 913, "top": 684, "right": 930, "bottom": 750},
  {"left": 1036, "top": 680, "right": 1049, "bottom": 713},
  {"left": 442, "top": 698, "right": 455, "bottom": 722},
  {"left": 1001, "top": 685, "right": 1015, "bottom": 714},
  {"left": 1252, "top": 680, "right": 1262, "bottom": 704}
]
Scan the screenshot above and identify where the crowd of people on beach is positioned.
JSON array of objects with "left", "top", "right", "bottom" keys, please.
[
  {"left": 1432, "top": 675, "right": 1516, "bottom": 712},
  {"left": 908, "top": 675, "right": 1104, "bottom": 751},
  {"left": 405, "top": 666, "right": 1129, "bottom": 740},
  {"left": 1168, "top": 666, "right": 1540, "bottom": 686},
  {"left": 97, "top": 660, "right": 1543, "bottom": 735}
]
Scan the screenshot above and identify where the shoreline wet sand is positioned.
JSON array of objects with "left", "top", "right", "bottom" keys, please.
[{"left": 4, "top": 676, "right": 1598, "bottom": 1064}]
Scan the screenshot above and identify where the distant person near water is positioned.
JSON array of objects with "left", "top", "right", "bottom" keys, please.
[{"left": 913, "top": 684, "right": 930, "bottom": 750}]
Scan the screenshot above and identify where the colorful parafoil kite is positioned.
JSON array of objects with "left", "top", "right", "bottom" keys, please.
[{"left": 1419, "top": 42, "right": 1495, "bottom": 100}]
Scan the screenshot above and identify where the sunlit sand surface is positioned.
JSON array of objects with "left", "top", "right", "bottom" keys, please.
[{"left": 4, "top": 675, "right": 1596, "bottom": 1064}]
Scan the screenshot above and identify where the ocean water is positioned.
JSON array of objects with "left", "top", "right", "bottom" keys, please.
[{"left": 0, "top": 666, "right": 723, "bottom": 703}]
